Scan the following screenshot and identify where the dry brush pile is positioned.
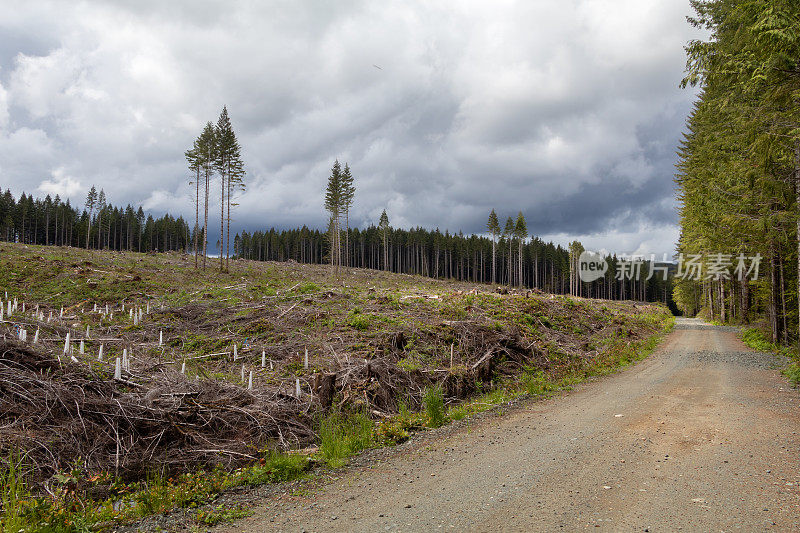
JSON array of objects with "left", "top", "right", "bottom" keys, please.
[{"left": 0, "top": 339, "right": 314, "bottom": 485}]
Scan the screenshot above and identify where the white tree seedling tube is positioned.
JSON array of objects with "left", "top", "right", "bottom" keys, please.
[
  {"left": 98, "top": 344, "right": 104, "bottom": 361},
  {"left": 304, "top": 348, "right": 308, "bottom": 369},
  {"left": 122, "top": 349, "right": 128, "bottom": 371},
  {"left": 261, "top": 350, "right": 266, "bottom": 368},
  {"left": 146, "top": 302, "right": 150, "bottom": 314},
  {"left": 129, "top": 309, "right": 133, "bottom": 319},
  {"left": 59, "top": 307, "right": 63, "bottom": 318},
  {"left": 295, "top": 378, "right": 302, "bottom": 398},
  {"left": 63, "top": 332, "right": 70, "bottom": 354},
  {"left": 159, "top": 330, "right": 163, "bottom": 346},
  {"left": 70, "top": 355, "right": 78, "bottom": 363},
  {"left": 79, "top": 340, "right": 85, "bottom": 354},
  {"left": 93, "top": 303, "right": 97, "bottom": 312},
  {"left": 248, "top": 370, "right": 253, "bottom": 390},
  {"left": 114, "top": 357, "right": 121, "bottom": 380},
  {"left": 33, "top": 328, "right": 39, "bottom": 344},
  {"left": 0, "top": 306, "right": 4, "bottom": 321},
  {"left": 181, "top": 361, "right": 186, "bottom": 374},
  {"left": 269, "top": 359, "right": 273, "bottom": 370},
  {"left": 86, "top": 325, "right": 90, "bottom": 339},
  {"left": 233, "top": 344, "right": 238, "bottom": 361}
]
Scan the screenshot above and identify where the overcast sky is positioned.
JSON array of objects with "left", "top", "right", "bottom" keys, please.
[{"left": 0, "top": 0, "right": 703, "bottom": 257}]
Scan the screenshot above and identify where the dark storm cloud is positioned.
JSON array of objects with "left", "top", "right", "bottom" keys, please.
[{"left": 0, "top": 0, "right": 703, "bottom": 257}]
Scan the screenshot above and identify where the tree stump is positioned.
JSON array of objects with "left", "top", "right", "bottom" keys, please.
[{"left": 314, "top": 373, "right": 336, "bottom": 409}]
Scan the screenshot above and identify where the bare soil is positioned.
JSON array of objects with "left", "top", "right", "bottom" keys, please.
[{"left": 220, "top": 318, "right": 800, "bottom": 532}]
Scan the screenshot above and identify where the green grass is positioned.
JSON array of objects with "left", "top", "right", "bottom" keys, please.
[
  {"left": 783, "top": 363, "right": 800, "bottom": 386},
  {"left": 1, "top": 455, "right": 28, "bottom": 533},
  {"left": 297, "top": 282, "right": 319, "bottom": 294},
  {"left": 235, "top": 452, "right": 309, "bottom": 486},
  {"left": 741, "top": 328, "right": 781, "bottom": 353},
  {"left": 521, "top": 368, "right": 557, "bottom": 396},
  {"left": 318, "top": 411, "right": 375, "bottom": 468},
  {"left": 423, "top": 385, "right": 446, "bottom": 428},
  {"left": 740, "top": 328, "right": 800, "bottom": 386},
  {"left": 194, "top": 504, "right": 252, "bottom": 525},
  {"left": 0, "top": 451, "right": 308, "bottom": 533}
]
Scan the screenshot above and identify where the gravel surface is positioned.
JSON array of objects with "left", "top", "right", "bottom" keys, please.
[{"left": 218, "top": 318, "right": 800, "bottom": 532}]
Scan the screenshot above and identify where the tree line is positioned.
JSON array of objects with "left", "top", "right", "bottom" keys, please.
[
  {"left": 675, "top": 0, "right": 800, "bottom": 342},
  {"left": 0, "top": 188, "right": 190, "bottom": 252},
  {"left": 230, "top": 210, "right": 673, "bottom": 304},
  {"left": 0, "top": 182, "right": 672, "bottom": 306}
]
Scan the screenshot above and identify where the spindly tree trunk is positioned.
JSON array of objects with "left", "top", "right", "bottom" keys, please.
[
  {"left": 194, "top": 166, "right": 200, "bottom": 268},
  {"left": 226, "top": 181, "right": 231, "bottom": 270},
  {"left": 220, "top": 172, "right": 225, "bottom": 272},
  {"left": 491, "top": 236, "right": 496, "bottom": 284},
  {"left": 203, "top": 170, "right": 209, "bottom": 270}
]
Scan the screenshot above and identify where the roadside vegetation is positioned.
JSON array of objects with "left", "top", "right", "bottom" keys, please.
[
  {"left": 0, "top": 243, "right": 672, "bottom": 531},
  {"left": 739, "top": 327, "right": 800, "bottom": 386}
]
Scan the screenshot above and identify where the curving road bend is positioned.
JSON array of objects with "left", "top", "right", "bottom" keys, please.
[{"left": 223, "top": 318, "right": 800, "bottom": 532}]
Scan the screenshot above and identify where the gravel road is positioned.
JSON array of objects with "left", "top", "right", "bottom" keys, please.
[{"left": 222, "top": 318, "right": 800, "bottom": 532}]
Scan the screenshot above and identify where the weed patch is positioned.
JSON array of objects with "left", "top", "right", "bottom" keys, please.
[
  {"left": 423, "top": 385, "right": 446, "bottom": 428},
  {"left": 318, "top": 411, "right": 374, "bottom": 467}
]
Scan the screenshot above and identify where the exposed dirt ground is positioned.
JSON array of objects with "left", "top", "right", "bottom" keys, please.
[{"left": 220, "top": 318, "right": 800, "bottom": 532}]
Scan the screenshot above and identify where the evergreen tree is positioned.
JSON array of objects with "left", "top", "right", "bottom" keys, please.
[
  {"left": 487, "top": 209, "right": 500, "bottom": 284},
  {"left": 677, "top": 0, "right": 800, "bottom": 340},
  {"left": 379, "top": 210, "right": 390, "bottom": 271},
  {"left": 324, "top": 160, "right": 344, "bottom": 272},
  {"left": 503, "top": 216, "right": 515, "bottom": 286},
  {"left": 84, "top": 186, "right": 97, "bottom": 249},
  {"left": 215, "top": 106, "right": 246, "bottom": 271},
  {"left": 341, "top": 163, "right": 355, "bottom": 267},
  {"left": 186, "top": 139, "right": 202, "bottom": 268},
  {"left": 97, "top": 189, "right": 107, "bottom": 249},
  {"left": 514, "top": 212, "right": 528, "bottom": 287},
  {"left": 197, "top": 122, "right": 216, "bottom": 269}
]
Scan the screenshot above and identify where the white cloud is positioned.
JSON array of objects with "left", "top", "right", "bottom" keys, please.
[
  {"left": 0, "top": 78, "right": 8, "bottom": 131},
  {"left": 543, "top": 223, "right": 681, "bottom": 260},
  {"left": 37, "top": 168, "right": 82, "bottom": 198}
]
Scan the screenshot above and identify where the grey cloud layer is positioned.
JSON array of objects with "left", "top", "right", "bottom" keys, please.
[{"left": 0, "top": 0, "right": 701, "bottom": 256}]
